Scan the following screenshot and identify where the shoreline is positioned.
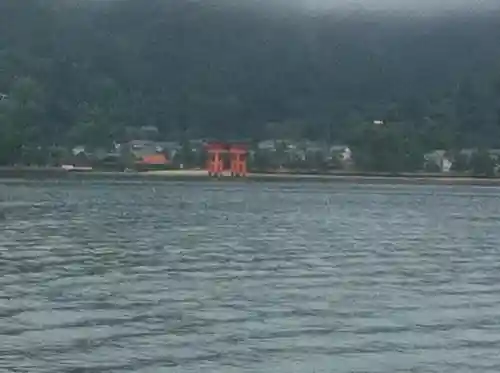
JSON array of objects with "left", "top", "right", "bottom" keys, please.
[{"left": 1, "top": 167, "right": 500, "bottom": 185}]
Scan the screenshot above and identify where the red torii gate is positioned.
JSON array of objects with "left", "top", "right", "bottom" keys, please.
[
  {"left": 205, "top": 142, "right": 248, "bottom": 177},
  {"left": 229, "top": 144, "right": 248, "bottom": 177},
  {"left": 205, "top": 142, "right": 226, "bottom": 177}
]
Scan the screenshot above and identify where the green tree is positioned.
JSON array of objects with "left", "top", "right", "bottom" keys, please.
[
  {"left": 68, "top": 102, "right": 120, "bottom": 148},
  {"left": 350, "top": 121, "right": 425, "bottom": 173},
  {"left": 1, "top": 1, "right": 500, "bottom": 153},
  {"left": 176, "top": 140, "right": 195, "bottom": 168},
  {"left": 0, "top": 116, "right": 20, "bottom": 165},
  {"left": 470, "top": 150, "right": 495, "bottom": 177},
  {"left": 252, "top": 150, "right": 273, "bottom": 171},
  {"left": 451, "top": 152, "right": 469, "bottom": 172},
  {"left": 0, "top": 77, "right": 46, "bottom": 164}
]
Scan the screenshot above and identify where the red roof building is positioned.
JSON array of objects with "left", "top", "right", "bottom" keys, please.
[{"left": 137, "top": 154, "right": 169, "bottom": 165}]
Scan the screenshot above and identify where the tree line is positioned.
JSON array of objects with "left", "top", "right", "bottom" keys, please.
[{"left": 1, "top": 0, "right": 500, "bottom": 171}]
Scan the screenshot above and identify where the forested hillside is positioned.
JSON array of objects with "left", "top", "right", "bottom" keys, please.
[{"left": 1, "top": 0, "right": 500, "bottom": 163}]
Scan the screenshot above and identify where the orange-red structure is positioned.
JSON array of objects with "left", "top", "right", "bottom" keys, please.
[
  {"left": 206, "top": 142, "right": 226, "bottom": 177},
  {"left": 229, "top": 144, "right": 248, "bottom": 177},
  {"left": 205, "top": 142, "right": 248, "bottom": 177}
]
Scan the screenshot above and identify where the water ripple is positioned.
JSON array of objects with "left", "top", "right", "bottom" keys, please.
[{"left": 1, "top": 181, "right": 500, "bottom": 372}]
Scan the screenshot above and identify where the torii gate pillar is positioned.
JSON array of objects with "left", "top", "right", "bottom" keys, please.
[
  {"left": 229, "top": 144, "right": 248, "bottom": 177},
  {"left": 206, "top": 143, "right": 226, "bottom": 177}
]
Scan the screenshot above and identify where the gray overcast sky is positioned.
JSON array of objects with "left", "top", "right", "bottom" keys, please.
[
  {"left": 310, "top": 0, "right": 498, "bottom": 11},
  {"left": 235, "top": 0, "right": 500, "bottom": 12}
]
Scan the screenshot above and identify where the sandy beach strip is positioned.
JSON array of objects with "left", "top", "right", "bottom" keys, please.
[{"left": 1, "top": 167, "right": 500, "bottom": 186}]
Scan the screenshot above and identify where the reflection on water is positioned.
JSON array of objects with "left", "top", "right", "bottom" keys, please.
[{"left": 1, "top": 180, "right": 500, "bottom": 372}]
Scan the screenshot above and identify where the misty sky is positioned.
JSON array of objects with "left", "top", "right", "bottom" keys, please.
[
  {"left": 234, "top": 0, "right": 500, "bottom": 13},
  {"left": 305, "top": 0, "right": 498, "bottom": 10}
]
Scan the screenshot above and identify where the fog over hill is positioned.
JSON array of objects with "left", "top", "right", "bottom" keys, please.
[
  {"left": 300, "top": 0, "right": 500, "bottom": 12},
  {"left": 0, "top": 0, "right": 500, "bottom": 159}
]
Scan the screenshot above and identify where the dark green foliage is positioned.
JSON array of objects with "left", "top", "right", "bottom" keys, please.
[
  {"left": 470, "top": 150, "right": 496, "bottom": 177},
  {"left": 1, "top": 1, "right": 500, "bottom": 167},
  {"left": 349, "top": 121, "right": 425, "bottom": 173},
  {"left": 451, "top": 152, "right": 469, "bottom": 172},
  {"left": 424, "top": 161, "right": 442, "bottom": 173},
  {"left": 252, "top": 151, "right": 275, "bottom": 171}
]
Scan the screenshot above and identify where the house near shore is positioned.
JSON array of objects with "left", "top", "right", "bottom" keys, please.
[
  {"left": 72, "top": 145, "right": 86, "bottom": 156},
  {"left": 328, "top": 145, "right": 353, "bottom": 169},
  {"left": 66, "top": 152, "right": 92, "bottom": 168},
  {"left": 124, "top": 140, "right": 170, "bottom": 170},
  {"left": 487, "top": 149, "right": 500, "bottom": 162},
  {"left": 257, "top": 140, "right": 277, "bottom": 152},
  {"left": 424, "top": 150, "right": 453, "bottom": 172},
  {"left": 66, "top": 145, "right": 123, "bottom": 170},
  {"left": 157, "top": 141, "right": 182, "bottom": 160},
  {"left": 135, "top": 153, "right": 169, "bottom": 169},
  {"left": 64, "top": 146, "right": 92, "bottom": 168},
  {"left": 330, "top": 145, "right": 352, "bottom": 161}
]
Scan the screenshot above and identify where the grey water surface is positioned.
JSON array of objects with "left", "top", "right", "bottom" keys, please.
[{"left": 1, "top": 180, "right": 500, "bottom": 373}]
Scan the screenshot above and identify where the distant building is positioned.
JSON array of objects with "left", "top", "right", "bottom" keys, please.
[
  {"left": 302, "top": 140, "right": 325, "bottom": 154},
  {"left": 330, "top": 145, "right": 352, "bottom": 162},
  {"left": 156, "top": 141, "right": 182, "bottom": 159},
  {"left": 63, "top": 149, "right": 92, "bottom": 168},
  {"left": 328, "top": 145, "right": 353, "bottom": 169},
  {"left": 257, "top": 140, "right": 277, "bottom": 151},
  {"left": 136, "top": 154, "right": 169, "bottom": 166},
  {"left": 125, "top": 140, "right": 170, "bottom": 170},
  {"left": 128, "top": 140, "right": 155, "bottom": 150},
  {"left": 488, "top": 149, "right": 500, "bottom": 162},
  {"left": 424, "top": 150, "right": 453, "bottom": 172},
  {"left": 442, "top": 158, "right": 453, "bottom": 172},
  {"left": 71, "top": 146, "right": 86, "bottom": 156}
]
